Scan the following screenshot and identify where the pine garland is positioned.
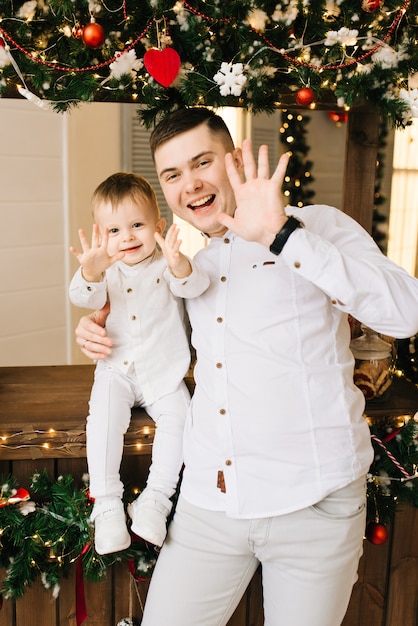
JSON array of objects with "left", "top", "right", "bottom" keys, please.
[
  {"left": 0, "top": 470, "right": 157, "bottom": 601},
  {"left": 0, "top": 1, "right": 417, "bottom": 127},
  {"left": 0, "top": 412, "right": 417, "bottom": 602},
  {"left": 367, "top": 413, "right": 418, "bottom": 525}
]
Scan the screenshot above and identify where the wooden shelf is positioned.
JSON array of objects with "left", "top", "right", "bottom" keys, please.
[
  {"left": 364, "top": 375, "right": 418, "bottom": 419},
  {"left": 0, "top": 364, "right": 155, "bottom": 460}
]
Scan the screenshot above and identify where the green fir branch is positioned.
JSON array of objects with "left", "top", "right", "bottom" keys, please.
[
  {"left": 0, "top": 471, "right": 156, "bottom": 601},
  {"left": 1, "top": 0, "right": 418, "bottom": 125}
]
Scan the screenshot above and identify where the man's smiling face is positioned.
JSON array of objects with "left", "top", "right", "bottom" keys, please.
[{"left": 154, "top": 123, "right": 243, "bottom": 238}]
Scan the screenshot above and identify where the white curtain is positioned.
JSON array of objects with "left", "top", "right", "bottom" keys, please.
[{"left": 387, "top": 120, "right": 418, "bottom": 277}]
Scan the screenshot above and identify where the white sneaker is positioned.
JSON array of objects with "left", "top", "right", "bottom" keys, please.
[
  {"left": 91, "top": 498, "right": 131, "bottom": 555},
  {"left": 128, "top": 489, "right": 172, "bottom": 547}
]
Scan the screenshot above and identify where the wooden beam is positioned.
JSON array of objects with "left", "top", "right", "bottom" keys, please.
[{"left": 342, "top": 109, "right": 380, "bottom": 233}]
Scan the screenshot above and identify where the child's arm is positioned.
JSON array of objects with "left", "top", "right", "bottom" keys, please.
[
  {"left": 70, "top": 224, "right": 125, "bottom": 282},
  {"left": 155, "top": 224, "right": 191, "bottom": 279}
]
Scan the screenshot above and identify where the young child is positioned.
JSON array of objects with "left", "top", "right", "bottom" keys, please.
[{"left": 69, "top": 172, "right": 209, "bottom": 555}]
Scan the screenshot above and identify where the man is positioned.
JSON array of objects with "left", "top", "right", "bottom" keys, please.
[{"left": 76, "top": 107, "right": 418, "bottom": 625}]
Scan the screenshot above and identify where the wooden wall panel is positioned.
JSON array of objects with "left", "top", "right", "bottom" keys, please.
[
  {"left": 1, "top": 365, "right": 417, "bottom": 625},
  {"left": 385, "top": 505, "right": 418, "bottom": 626},
  {"left": 342, "top": 538, "right": 390, "bottom": 626},
  {"left": 342, "top": 109, "right": 380, "bottom": 233}
]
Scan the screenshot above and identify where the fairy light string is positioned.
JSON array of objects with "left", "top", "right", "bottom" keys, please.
[
  {"left": 0, "top": 20, "right": 154, "bottom": 73},
  {"left": 0, "top": 1, "right": 412, "bottom": 77},
  {"left": 0, "top": 425, "right": 155, "bottom": 456},
  {"left": 249, "top": 0, "right": 411, "bottom": 72},
  {"left": 0, "top": 3, "right": 417, "bottom": 136},
  {"left": 0, "top": 412, "right": 416, "bottom": 603}
]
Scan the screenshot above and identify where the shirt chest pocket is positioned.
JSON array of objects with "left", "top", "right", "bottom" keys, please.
[{"left": 231, "top": 260, "right": 292, "bottom": 309}]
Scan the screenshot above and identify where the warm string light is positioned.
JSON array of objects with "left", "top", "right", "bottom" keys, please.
[
  {"left": 26, "top": 531, "right": 70, "bottom": 565},
  {"left": 248, "top": 0, "right": 411, "bottom": 72},
  {"left": 371, "top": 472, "right": 418, "bottom": 483},
  {"left": 0, "top": 426, "right": 154, "bottom": 453},
  {"left": 0, "top": 20, "right": 153, "bottom": 73},
  {"left": 0, "top": 470, "right": 157, "bottom": 604},
  {"left": 280, "top": 110, "right": 314, "bottom": 206},
  {"left": 0, "top": 0, "right": 411, "bottom": 80},
  {"left": 0, "top": 5, "right": 416, "bottom": 128}
]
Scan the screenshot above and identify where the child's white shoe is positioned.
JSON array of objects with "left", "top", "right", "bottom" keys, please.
[
  {"left": 128, "top": 489, "right": 172, "bottom": 547},
  {"left": 91, "top": 497, "right": 131, "bottom": 555}
]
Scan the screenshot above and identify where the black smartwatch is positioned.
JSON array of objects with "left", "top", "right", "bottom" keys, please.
[{"left": 269, "top": 216, "right": 304, "bottom": 256}]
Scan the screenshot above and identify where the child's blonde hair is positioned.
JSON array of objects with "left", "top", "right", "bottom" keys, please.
[{"left": 92, "top": 172, "right": 160, "bottom": 220}]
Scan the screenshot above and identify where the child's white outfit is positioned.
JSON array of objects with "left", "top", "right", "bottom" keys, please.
[{"left": 69, "top": 250, "right": 209, "bottom": 553}]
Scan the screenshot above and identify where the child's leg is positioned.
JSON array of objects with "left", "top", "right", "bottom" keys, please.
[
  {"left": 145, "top": 381, "right": 190, "bottom": 496},
  {"left": 87, "top": 362, "right": 136, "bottom": 554},
  {"left": 129, "top": 381, "right": 190, "bottom": 546}
]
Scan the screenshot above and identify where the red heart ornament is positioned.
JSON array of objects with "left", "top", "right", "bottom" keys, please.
[{"left": 144, "top": 48, "right": 181, "bottom": 87}]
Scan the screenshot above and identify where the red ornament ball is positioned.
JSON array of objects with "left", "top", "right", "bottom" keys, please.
[
  {"left": 82, "top": 22, "right": 105, "bottom": 49},
  {"left": 361, "top": 0, "right": 382, "bottom": 12},
  {"left": 366, "top": 521, "right": 389, "bottom": 545},
  {"left": 328, "top": 111, "right": 349, "bottom": 124},
  {"left": 296, "top": 87, "right": 315, "bottom": 107}
]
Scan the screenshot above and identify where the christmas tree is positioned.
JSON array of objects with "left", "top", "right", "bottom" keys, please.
[
  {"left": 280, "top": 110, "right": 315, "bottom": 207},
  {"left": 0, "top": 0, "right": 417, "bottom": 126}
]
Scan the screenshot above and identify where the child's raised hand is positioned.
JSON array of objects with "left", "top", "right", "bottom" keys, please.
[
  {"left": 70, "top": 224, "right": 125, "bottom": 282},
  {"left": 155, "top": 224, "right": 191, "bottom": 279}
]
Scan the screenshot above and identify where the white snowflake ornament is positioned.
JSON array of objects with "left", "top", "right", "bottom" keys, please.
[
  {"left": 18, "top": 500, "right": 36, "bottom": 516},
  {"left": 117, "top": 619, "right": 134, "bottom": 626},
  {"left": 0, "top": 45, "right": 11, "bottom": 68},
  {"left": 110, "top": 50, "right": 142, "bottom": 80},
  {"left": 399, "top": 88, "right": 418, "bottom": 118},
  {"left": 16, "top": 0, "right": 37, "bottom": 19},
  {"left": 213, "top": 62, "right": 247, "bottom": 97},
  {"left": 324, "top": 27, "right": 358, "bottom": 47},
  {"left": 247, "top": 8, "right": 268, "bottom": 32}
]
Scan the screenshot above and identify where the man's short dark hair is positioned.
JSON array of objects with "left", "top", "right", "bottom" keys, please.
[{"left": 150, "top": 107, "right": 235, "bottom": 160}]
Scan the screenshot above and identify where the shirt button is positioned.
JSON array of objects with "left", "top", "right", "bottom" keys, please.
[
  {"left": 224, "top": 238, "right": 230, "bottom": 244},
  {"left": 123, "top": 360, "right": 128, "bottom": 365},
  {"left": 331, "top": 299, "right": 337, "bottom": 305},
  {"left": 225, "top": 459, "right": 232, "bottom": 466},
  {"left": 127, "top": 288, "right": 132, "bottom": 293},
  {"left": 87, "top": 286, "right": 92, "bottom": 291},
  {"left": 156, "top": 278, "right": 160, "bottom": 283},
  {"left": 131, "top": 315, "right": 136, "bottom": 320},
  {"left": 216, "top": 362, "right": 223, "bottom": 369},
  {"left": 294, "top": 261, "right": 301, "bottom": 268},
  {"left": 220, "top": 276, "right": 227, "bottom": 282},
  {"left": 219, "top": 408, "right": 226, "bottom": 415},
  {"left": 216, "top": 317, "right": 223, "bottom": 323}
]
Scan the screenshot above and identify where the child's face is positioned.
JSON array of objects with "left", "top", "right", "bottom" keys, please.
[{"left": 95, "top": 196, "right": 165, "bottom": 266}]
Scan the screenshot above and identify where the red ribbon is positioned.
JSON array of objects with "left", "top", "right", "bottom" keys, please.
[
  {"left": 127, "top": 557, "right": 148, "bottom": 582},
  {"left": 75, "top": 543, "right": 90, "bottom": 626},
  {"left": 383, "top": 427, "right": 402, "bottom": 442}
]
